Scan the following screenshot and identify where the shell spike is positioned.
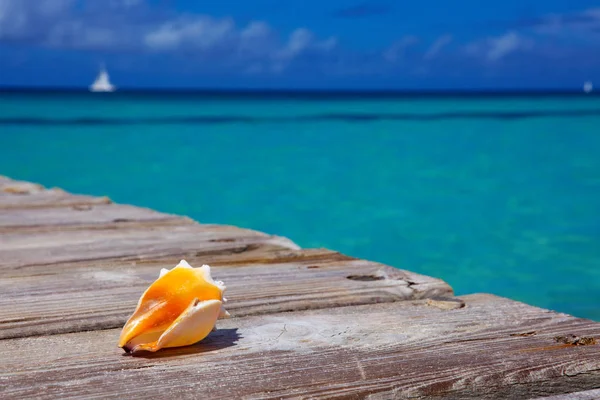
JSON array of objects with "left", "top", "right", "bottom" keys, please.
[
  {"left": 159, "top": 268, "right": 170, "bottom": 278},
  {"left": 177, "top": 260, "right": 193, "bottom": 269}
]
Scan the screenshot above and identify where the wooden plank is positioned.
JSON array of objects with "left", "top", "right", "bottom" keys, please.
[
  {"left": 0, "top": 177, "right": 111, "bottom": 209},
  {"left": 1, "top": 294, "right": 599, "bottom": 399},
  {"left": 533, "top": 390, "right": 600, "bottom": 400},
  {"left": 0, "top": 203, "right": 187, "bottom": 231},
  {"left": 2, "top": 244, "right": 330, "bottom": 278},
  {"left": 0, "top": 188, "right": 112, "bottom": 210},
  {"left": 0, "top": 224, "right": 300, "bottom": 270},
  {"left": 0, "top": 177, "right": 47, "bottom": 194},
  {"left": 0, "top": 176, "right": 301, "bottom": 273},
  {"left": 0, "top": 177, "right": 190, "bottom": 230},
  {"left": 0, "top": 176, "right": 300, "bottom": 269},
  {"left": 0, "top": 249, "right": 452, "bottom": 339}
]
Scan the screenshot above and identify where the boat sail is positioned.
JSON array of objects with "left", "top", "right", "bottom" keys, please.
[
  {"left": 583, "top": 81, "right": 593, "bottom": 94},
  {"left": 89, "top": 64, "right": 116, "bottom": 92}
]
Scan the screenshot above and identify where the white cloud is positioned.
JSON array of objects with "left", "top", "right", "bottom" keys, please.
[
  {"left": 0, "top": 0, "right": 74, "bottom": 39},
  {"left": 46, "top": 21, "right": 122, "bottom": 50},
  {"left": 110, "top": 0, "right": 142, "bottom": 8},
  {"left": 143, "top": 17, "right": 237, "bottom": 51},
  {"left": 424, "top": 34, "right": 452, "bottom": 60},
  {"left": 459, "top": 8, "right": 600, "bottom": 67},
  {"left": 487, "top": 31, "right": 532, "bottom": 61},
  {"left": 527, "top": 8, "right": 600, "bottom": 37},
  {"left": 240, "top": 21, "right": 271, "bottom": 42},
  {"left": 0, "top": 0, "right": 24, "bottom": 36},
  {"left": 238, "top": 22, "right": 275, "bottom": 57},
  {"left": 276, "top": 28, "right": 337, "bottom": 60},
  {"left": 38, "top": 0, "right": 76, "bottom": 16},
  {"left": 0, "top": 0, "right": 336, "bottom": 71},
  {"left": 238, "top": 28, "right": 337, "bottom": 74},
  {"left": 465, "top": 31, "right": 533, "bottom": 62},
  {"left": 383, "top": 35, "right": 419, "bottom": 62},
  {"left": 487, "top": 32, "right": 519, "bottom": 61}
]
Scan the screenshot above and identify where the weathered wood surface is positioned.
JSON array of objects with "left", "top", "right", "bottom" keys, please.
[
  {"left": 0, "top": 223, "right": 300, "bottom": 270},
  {"left": 0, "top": 177, "right": 112, "bottom": 209},
  {"left": 1, "top": 294, "right": 600, "bottom": 400},
  {"left": 0, "top": 203, "right": 186, "bottom": 230},
  {"left": 534, "top": 389, "right": 600, "bottom": 400},
  {"left": 0, "top": 248, "right": 451, "bottom": 339},
  {"left": 0, "top": 178, "right": 451, "bottom": 341},
  {"left": 1, "top": 176, "right": 598, "bottom": 399}
]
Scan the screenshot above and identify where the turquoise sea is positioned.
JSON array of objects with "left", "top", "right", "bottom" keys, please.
[{"left": 1, "top": 91, "right": 599, "bottom": 320}]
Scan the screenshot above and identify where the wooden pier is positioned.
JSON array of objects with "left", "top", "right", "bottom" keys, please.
[{"left": 1, "top": 176, "right": 599, "bottom": 399}]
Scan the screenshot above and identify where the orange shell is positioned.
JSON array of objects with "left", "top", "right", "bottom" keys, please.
[{"left": 118, "top": 260, "right": 229, "bottom": 353}]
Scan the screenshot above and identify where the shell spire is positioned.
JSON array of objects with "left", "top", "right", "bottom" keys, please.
[{"left": 118, "top": 260, "right": 230, "bottom": 354}]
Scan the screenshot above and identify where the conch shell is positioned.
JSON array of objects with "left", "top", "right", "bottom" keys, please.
[{"left": 118, "top": 260, "right": 229, "bottom": 354}]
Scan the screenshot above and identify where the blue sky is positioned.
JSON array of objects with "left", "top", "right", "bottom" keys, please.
[{"left": 0, "top": 0, "right": 599, "bottom": 89}]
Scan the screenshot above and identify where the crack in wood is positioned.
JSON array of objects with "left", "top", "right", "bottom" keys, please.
[{"left": 347, "top": 274, "right": 385, "bottom": 281}]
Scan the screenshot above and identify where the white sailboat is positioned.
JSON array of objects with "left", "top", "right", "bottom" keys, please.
[
  {"left": 583, "top": 81, "right": 593, "bottom": 94},
  {"left": 89, "top": 64, "right": 116, "bottom": 92}
]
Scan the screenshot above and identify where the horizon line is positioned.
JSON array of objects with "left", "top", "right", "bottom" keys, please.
[{"left": 0, "top": 85, "right": 596, "bottom": 96}]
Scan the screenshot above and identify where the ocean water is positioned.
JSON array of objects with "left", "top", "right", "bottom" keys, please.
[{"left": 1, "top": 91, "right": 599, "bottom": 320}]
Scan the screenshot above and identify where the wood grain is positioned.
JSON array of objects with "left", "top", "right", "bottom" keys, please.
[
  {"left": 3, "top": 176, "right": 590, "bottom": 398},
  {"left": 0, "top": 177, "right": 112, "bottom": 210},
  {"left": 533, "top": 390, "right": 600, "bottom": 400},
  {"left": 0, "top": 178, "right": 47, "bottom": 195},
  {"left": 0, "top": 178, "right": 301, "bottom": 270},
  {"left": 0, "top": 223, "right": 300, "bottom": 270},
  {"left": 0, "top": 249, "right": 452, "bottom": 339},
  {"left": 0, "top": 203, "right": 186, "bottom": 231},
  {"left": 1, "top": 294, "right": 599, "bottom": 400}
]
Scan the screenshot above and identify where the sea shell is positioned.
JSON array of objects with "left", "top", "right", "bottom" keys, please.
[{"left": 118, "top": 260, "right": 230, "bottom": 354}]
